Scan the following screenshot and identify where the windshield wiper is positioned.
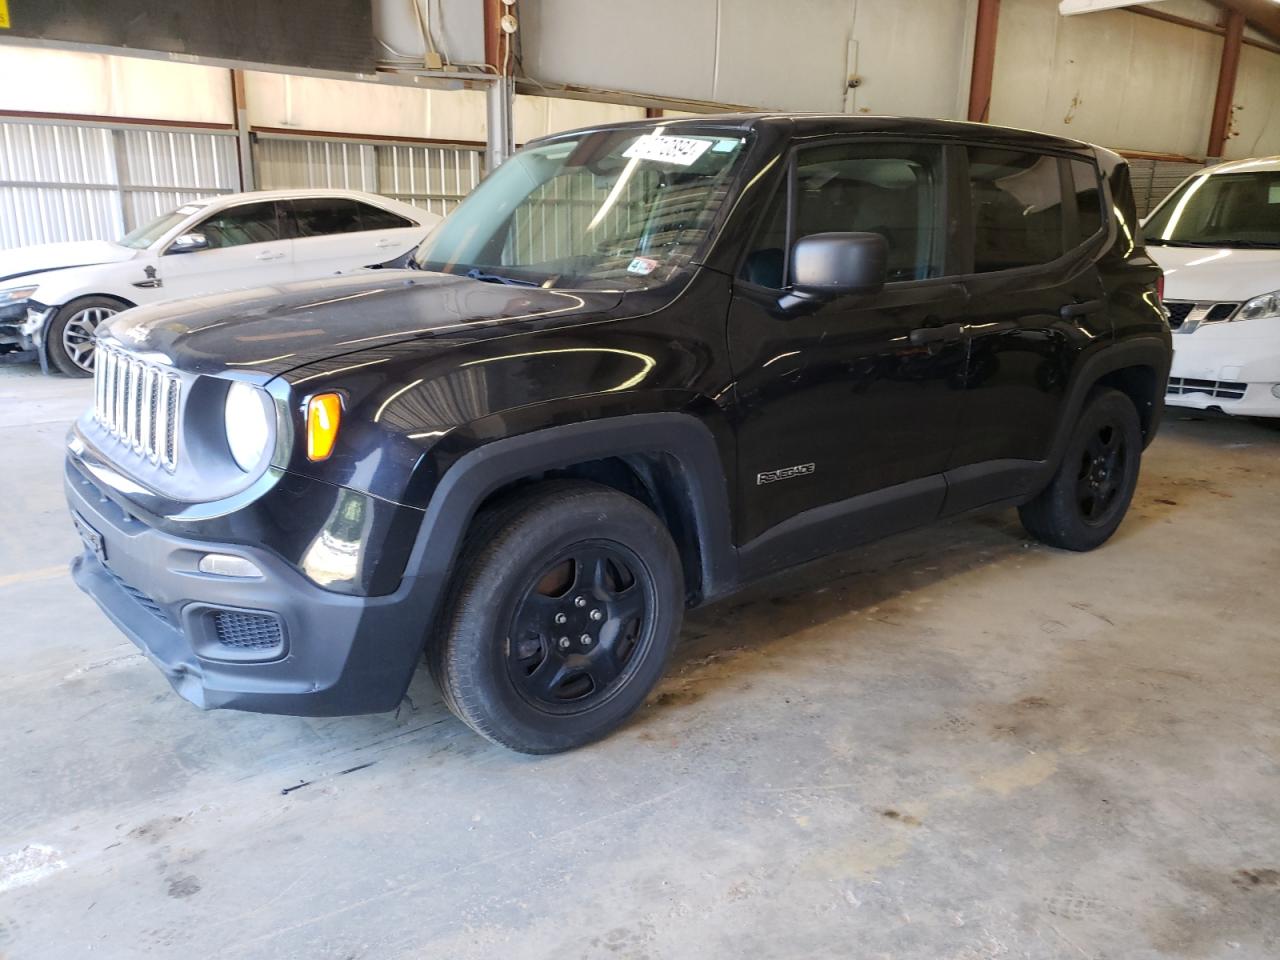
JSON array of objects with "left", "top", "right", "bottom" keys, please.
[{"left": 466, "top": 268, "right": 541, "bottom": 287}]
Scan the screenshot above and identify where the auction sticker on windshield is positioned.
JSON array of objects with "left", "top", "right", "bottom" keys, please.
[{"left": 623, "top": 135, "right": 713, "bottom": 166}]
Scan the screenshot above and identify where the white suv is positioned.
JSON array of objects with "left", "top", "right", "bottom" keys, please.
[
  {"left": 1145, "top": 157, "right": 1280, "bottom": 417},
  {"left": 0, "top": 189, "right": 439, "bottom": 376}
]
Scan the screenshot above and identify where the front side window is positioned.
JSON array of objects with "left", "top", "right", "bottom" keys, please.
[
  {"left": 195, "top": 201, "right": 282, "bottom": 249},
  {"left": 413, "top": 126, "right": 751, "bottom": 290},
  {"left": 740, "top": 142, "right": 946, "bottom": 289},
  {"left": 968, "top": 148, "right": 1065, "bottom": 272},
  {"left": 1144, "top": 171, "right": 1280, "bottom": 248}
]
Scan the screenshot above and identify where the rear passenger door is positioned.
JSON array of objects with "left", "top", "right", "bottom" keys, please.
[
  {"left": 288, "top": 197, "right": 421, "bottom": 280},
  {"left": 944, "top": 147, "right": 1111, "bottom": 513}
]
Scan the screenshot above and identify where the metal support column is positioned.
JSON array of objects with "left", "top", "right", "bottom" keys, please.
[
  {"left": 1207, "top": 9, "right": 1245, "bottom": 160},
  {"left": 967, "top": 0, "right": 1001, "bottom": 123},
  {"left": 485, "top": 74, "right": 514, "bottom": 172},
  {"left": 232, "top": 69, "right": 255, "bottom": 191},
  {"left": 483, "top": 0, "right": 515, "bottom": 174}
]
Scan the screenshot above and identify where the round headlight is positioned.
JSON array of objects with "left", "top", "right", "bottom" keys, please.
[{"left": 224, "top": 381, "right": 271, "bottom": 472}]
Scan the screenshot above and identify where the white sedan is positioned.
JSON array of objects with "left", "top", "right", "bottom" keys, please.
[{"left": 0, "top": 189, "right": 440, "bottom": 376}]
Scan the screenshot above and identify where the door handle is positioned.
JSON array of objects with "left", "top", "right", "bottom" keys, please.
[
  {"left": 255, "top": 250, "right": 285, "bottom": 261},
  {"left": 909, "top": 322, "right": 965, "bottom": 346},
  {"left": 1060, "top": 299, "right": 1104, "bottom": 320},
  {"left": 374, "top": 238, "right": 398, "bottom": 248}
]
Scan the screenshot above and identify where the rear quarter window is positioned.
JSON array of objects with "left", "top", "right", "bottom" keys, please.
[
  {"left": 1071, "top": 160, "right": 1105, "bottom": 243},
  {"left": 967, "top": 147, "right": 1065, "bottom": 272}
]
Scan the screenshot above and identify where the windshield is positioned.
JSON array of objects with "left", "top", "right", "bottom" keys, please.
[
  {"left": 117, "top": 204, "right": 205, "bottom": 250},
  {"left": 412, "top": 126, "right": 751, "bottom": 289},
  {"left": 1145, "top": 170, "right": 1280, "bottom": 248}
]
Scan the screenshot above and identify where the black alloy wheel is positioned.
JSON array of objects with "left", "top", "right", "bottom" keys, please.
[
  {"left": 1075, "top": 421, "right": 1129, "bottom": 524},
  {"left": 507, "top": 543, "right": 653, "bottom": 713},
  {"left": 1019, "top": 387, "right": 1143, "bottom": 552},
  {"left": 430, "top": 480, "right": 684, "bottom": 754}
]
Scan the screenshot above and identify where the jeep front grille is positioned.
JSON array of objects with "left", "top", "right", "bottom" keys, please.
[{"left": 94, "top": 344, "right": 181, "bottom": 471}]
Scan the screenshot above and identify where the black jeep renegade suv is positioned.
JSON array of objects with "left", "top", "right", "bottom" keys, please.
[{"left": 65, "top": 115, "right": 1170, "bottom": 753}]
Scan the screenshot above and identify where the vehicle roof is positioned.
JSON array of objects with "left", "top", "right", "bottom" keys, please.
[
  {"left": 539, "top": 112, "right": 1096, "bottom": 155},
  {"left": 186, "top": 188, "right": 431, "bottom": 219},
  {"left": 1201, "top": 155, "right": 1280, "bottom": 175}
]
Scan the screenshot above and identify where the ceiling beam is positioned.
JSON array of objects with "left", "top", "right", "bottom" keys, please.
[{"left": 1210, "top": 0, "right": 1280, "bottom": 44}]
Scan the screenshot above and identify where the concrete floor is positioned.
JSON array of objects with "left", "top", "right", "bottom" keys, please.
[{"left": 1, "top": 361, "right": 1278, "bottom": 960}]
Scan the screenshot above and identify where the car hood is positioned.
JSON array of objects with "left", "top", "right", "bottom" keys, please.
[
  {"left": 98, "top": 269, "right": 624, "bottom": 377},
  {"left": 0, "top": 240, "right": 136, "bottom": 285},
  {"left": 1148, "top": 245, "right": 1280, "bottom": 303}
]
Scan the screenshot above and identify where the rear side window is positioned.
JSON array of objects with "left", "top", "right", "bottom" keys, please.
[
  {"left": 196, "top": 201, "right": 281, "bottom": 249},
  {"left": 1071, "top": 159, "right": 1105, "bottom": 243},
  {"left": 967, "top": 148, "right": 1064, "bottom": 272},
  {"left": 359, "top": 202, "right": 415, "bottom": 230},
  {"left": 739, "top": 141, "right": 946, "bottom": 287},
  {"left": 293, "top": 198, "right": 364, "bottom": 237}
]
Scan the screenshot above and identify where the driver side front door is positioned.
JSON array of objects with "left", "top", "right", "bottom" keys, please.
[
  {"left": 156, "top": 199, "right": 295, "bottom": 300},
  {"left": 727, "top": 139, "right": 969, "bottom": 576}
]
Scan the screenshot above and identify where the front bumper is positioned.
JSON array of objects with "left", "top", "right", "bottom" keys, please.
[
  {"left": 1167, "top": 319, "right": 1280, "bottom": 418},
  {"left": 65, "top": 459, "right": 439, "bottom": 716},
  {"left": 0, "top": 302, "right": 51, "bottom": 352}
]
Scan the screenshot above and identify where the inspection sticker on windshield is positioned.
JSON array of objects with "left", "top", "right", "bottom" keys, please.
[
  {"left": 627, "top": 257, "right": 660, "bottom": 276},
  {"left": 623, "top": 135, "right": 713, "bottom": 166}
]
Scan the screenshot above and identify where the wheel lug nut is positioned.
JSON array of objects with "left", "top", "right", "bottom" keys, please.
[
  {"left": 580, "top": 634, "right": 592, "bottom": 645},
  {"left": 589, "top": 609, "right": 603, "bottom": 621},
  {"left": 554, "top": 612, "right": 567, "bottom": 625},
  {"left": 558, "top": 637, "right": 570, "bottom": 650},
  {"left": 574, "top": 596, "right": 587, "bottom": 608}
]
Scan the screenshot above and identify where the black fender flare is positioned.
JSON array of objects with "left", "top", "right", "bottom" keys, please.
[
  {"left": 400, "top": 412, "right": 738, "bottom": 628},
  {"left": 1043, "top": 334, "right": 1171, "bottom": 474}
]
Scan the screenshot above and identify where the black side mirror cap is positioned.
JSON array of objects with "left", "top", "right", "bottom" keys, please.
[{"left": 787, "top": 231, "right": 888, "bottom": 304}]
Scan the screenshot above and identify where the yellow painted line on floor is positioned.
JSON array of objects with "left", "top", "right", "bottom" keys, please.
[{"left": 0, "top": 565, "right": 67, "bottom": 588}]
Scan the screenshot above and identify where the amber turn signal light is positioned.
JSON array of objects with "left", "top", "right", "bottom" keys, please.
[{"left": 306, "top": 393, "right": 342, "bottom": 461}]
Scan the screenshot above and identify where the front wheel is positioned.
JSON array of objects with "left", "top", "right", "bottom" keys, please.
[
  {"left": 429, "top": 481, "right": 684, "bottom": 754},
  {"left": 1019, "top": 387, "right": 1142, "bottom": 551},
  {"left": 47, "top": 297, "right": 121, "bottom": 376}
]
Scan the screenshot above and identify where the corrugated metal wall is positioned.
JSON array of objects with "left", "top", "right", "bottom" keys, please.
[
  {"left": 254, "top": 134, "right": 482, "bottom": 218},
  {"left": 1127, "top": 158, "right": 1208, "bottom": 218},
  {"left": 0, "top": 119, "right": 239, "bottom": 249}
]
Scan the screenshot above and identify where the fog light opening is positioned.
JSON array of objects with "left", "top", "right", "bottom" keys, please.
[
  {"left": 1271, "top": 384, "right": 1280, "bottom": 400},
  {"left": 197, "top": 553, "right": 264, "bottom": 578}
]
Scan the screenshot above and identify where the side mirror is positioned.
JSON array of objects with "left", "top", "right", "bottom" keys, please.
[
  {"left": 168, "top": 232, "right": 209, "bottom": 254},
  {"left": 789, "top": 232, "right": 888, "bottom": 302}
]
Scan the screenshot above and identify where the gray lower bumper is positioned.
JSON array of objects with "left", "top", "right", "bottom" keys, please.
[{"left": 65, "top": 460, "right": 438, "bottom": 716}]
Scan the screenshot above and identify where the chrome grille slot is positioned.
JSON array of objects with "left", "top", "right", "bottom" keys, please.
[{"left": 93, "top": 344, "right": 181, "bottom": 472}]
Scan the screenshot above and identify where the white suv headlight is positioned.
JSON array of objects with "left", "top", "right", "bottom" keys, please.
[
  {"left": 1238, "top": 290, "right": 1280, "bottom": 322},
  {"left": 224, "top": 381, "right": 272, "bottom": 472}
]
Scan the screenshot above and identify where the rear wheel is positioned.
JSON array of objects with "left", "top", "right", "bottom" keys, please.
[
  {"left": 1019, "top": 387, "right": 1142, "bottom": 551},
  {"left": 47, "top": 297, "right": 121, "bottom": 376},
  {"left": 430, "top": 481, "right": 683, "bottom": 754}
]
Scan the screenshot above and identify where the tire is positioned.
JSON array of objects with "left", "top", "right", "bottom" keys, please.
[
  {"left": 47, "top": 297, "right": 122, "bottom": 377},
  {"left": 1019, "top": 387, "right": 1142, "bottom": 551},
  {"left": 429, "top": 480, "right": 684, "bottom": 754}
]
